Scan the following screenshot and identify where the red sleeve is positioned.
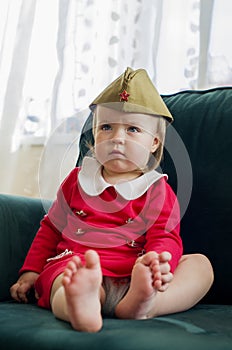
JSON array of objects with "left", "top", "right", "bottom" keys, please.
[
  {"left": 19, "top": 168, "right": 79, "bottom": 274},
  {"left": 144, "top": 178, "right": 183, "bottom": 272}
]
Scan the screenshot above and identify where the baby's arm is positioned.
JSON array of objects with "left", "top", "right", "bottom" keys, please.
[
  {"left": 144, "top": 179, "right": 183, "bottom": 273},
  {"left": 10, "top": 271, "right": 39, "bottom": 303}
]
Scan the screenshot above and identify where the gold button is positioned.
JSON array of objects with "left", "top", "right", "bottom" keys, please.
[
  {"left": 76, "top": 210, "right": 87, "bottom": 217},
  {"left": 126, "top": 218, "right": 133, "bottom": 224},
  {"left": 126, "top": 240, "right": 138, "bottom": 247},
  {"left": 75, "top": 228, "right": 85, "bottom": 235}
]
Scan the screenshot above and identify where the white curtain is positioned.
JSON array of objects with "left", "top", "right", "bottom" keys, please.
[{"left": 0, "top": 0, "right": 232, "bottom": 199}]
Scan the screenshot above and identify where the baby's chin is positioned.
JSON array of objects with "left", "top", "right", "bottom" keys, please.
[{"left": 104, "top": 158, "right": 141, "bottom": 170}]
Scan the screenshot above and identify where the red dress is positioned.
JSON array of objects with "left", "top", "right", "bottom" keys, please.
[{"left": 20, "top": 157, "right": 183, "bottom": 308}]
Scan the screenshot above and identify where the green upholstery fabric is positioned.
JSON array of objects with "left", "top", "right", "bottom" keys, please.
[
  {"left": 163, "top": 88, "right": 232, "bottom": 305},
  {"left": 0, "top": 87, "right": 232, "bottom": 349},
  {"left": 0, "top": 303, "right": 231, "bottom": 350},
  {"left": 0, "top": 194, "right": 47, "bottom": 301}
]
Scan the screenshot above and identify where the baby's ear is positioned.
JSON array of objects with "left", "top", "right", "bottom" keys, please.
[{"left": 151, "top": 136, "right": 160, "bottom": 152}]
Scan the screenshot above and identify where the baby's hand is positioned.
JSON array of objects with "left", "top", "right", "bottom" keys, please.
[
  {"left": 10, "top": 271, "right": 39, "bottom": 303},
  {"left": 153, "top": 251, "right": 173, "bottom": 292},
  {"left": 136, "top": 251, "right": 173, "bottom": 292}
]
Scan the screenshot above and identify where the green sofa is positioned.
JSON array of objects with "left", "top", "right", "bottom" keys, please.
[{"left": 1, "top": 87, "right": 232, "bottom": 349}]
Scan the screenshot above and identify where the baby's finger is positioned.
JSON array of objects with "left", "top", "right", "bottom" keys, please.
[
  {"left": 35, "top": 290, "right": 40, "bottom": 300},
  {"left": 158, "top": 282, "right": 169, "bottom": 292},
  {"left": 159, "top": 262, "right": 171, "bottom": 274},
  {"left": 153, "top": 279, "right": 162, "bottom": 290},
  {"left": 17, "top": 290, "right": 28, "bottom": 303},
  {"left": 10, "top": 283, "right": 21, "bottom": 302},
  {"left": 136, "top": 251, "right": 159, "bottom": 266},
  {"left": 152, "top": 270, "right": 162, "bottom": 289},
  {"left": 159, "top": 251, "right": 172, "bottom": 262},
  {"left": 161, "top": 272, "right": 173, "bottom": 284},
  {"left": 16, "top": 283, "right": 32, "bottom": 303}
]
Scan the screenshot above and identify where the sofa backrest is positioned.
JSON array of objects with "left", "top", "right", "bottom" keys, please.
[
  {"left": 163, "top": 88, "right": 232, "bottom": 304},
  {"left": 77, "top": 87, "right": 232, "bottom": 305},
  {"left": 1, "top": 88, "right": 231, "bottom": 304}
]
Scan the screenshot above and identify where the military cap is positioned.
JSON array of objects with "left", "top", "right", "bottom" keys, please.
[{"left": 89, "top": 67, "right": 173, "bottom": 123}]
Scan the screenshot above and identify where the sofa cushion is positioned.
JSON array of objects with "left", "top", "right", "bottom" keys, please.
[{"left": 0, "top": 302, "right": 231, "bottom": 350}]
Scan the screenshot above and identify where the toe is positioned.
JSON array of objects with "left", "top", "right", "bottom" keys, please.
[{"left": 85, "top": 250, "right": 100, "bottom": 269}]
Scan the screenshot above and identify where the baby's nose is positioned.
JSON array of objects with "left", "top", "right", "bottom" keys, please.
[{"left": 111, "top": 128, "right": 125, "bottom": 143}]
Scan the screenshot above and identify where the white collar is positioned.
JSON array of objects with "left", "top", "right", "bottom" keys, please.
[{"left": 78, "top": 157, "right": 167, "bottom": 200}]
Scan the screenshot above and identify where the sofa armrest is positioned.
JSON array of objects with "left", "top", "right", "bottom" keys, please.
[{"left": 0, "top": 194, "right": 50, "bottom": 301}]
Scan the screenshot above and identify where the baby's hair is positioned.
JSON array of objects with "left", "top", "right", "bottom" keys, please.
[{"left": 147, "top": 115, "right": 166, "bottom": 170}]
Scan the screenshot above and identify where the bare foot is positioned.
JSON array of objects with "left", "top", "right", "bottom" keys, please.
[
  {"left": 62, "top": 250, "right": 103, "bottom": 332},
  {"left": 115, "top": 251, "right": 162, "bottom": 319}
]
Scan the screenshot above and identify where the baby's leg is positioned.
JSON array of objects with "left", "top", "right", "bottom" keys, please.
[
  {"left": 51, "top": 250, "right": 104, "bottom": 332},
  {"left": 115, "top": 251, "right": 162, "bottom": 319},
  {"left": 116, "top": 253, "right": 213, "bottom": 320},
  {"left": 148, "top": 253, "right": 214, "bottom": 317}
]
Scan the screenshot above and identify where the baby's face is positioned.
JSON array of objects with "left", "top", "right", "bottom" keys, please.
[{"left": 93, "top": 105, "right": 159, "bottom": 177}]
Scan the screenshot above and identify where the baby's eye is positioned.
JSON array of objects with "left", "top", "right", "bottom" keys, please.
[
  {"left": 127, "top": 126, "right": 141, "bottom": 133},
  {"left": 101, "top": 124, "right": 112, "bottom": 131}
]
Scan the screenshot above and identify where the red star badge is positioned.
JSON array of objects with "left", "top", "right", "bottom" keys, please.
[{"left": 119, "top": 90, "right": 130, "bottom": 102}]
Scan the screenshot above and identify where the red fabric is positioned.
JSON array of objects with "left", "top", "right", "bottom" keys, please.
[{"left": 20, "top": 167, "right": 183, "bottom": 305}]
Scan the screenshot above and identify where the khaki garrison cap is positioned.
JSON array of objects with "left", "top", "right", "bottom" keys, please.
[{"left": 89, "top": 67, "right": 173, "bottom": 123}]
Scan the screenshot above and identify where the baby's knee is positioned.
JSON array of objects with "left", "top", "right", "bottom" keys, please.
[
  {"left": 198, "top": 254, "right": 214, "bottom": 280},
  {"left": 185, "top": 253, "right": 214, "bottom": 284}
]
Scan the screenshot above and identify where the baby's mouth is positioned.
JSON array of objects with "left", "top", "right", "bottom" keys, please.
[{"left": 109, "top": 150, "right": 125, "bottom": 158}]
